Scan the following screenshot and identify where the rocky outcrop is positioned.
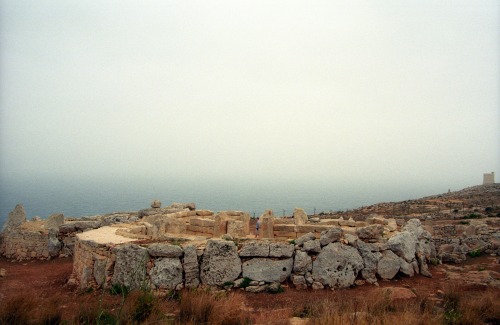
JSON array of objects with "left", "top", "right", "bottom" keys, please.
[
  {"left": 312, "top": 242, "right": 364, "bottom": 288},
  {"left": 200, "top": 240, "right": 241, "bottom": 286}
]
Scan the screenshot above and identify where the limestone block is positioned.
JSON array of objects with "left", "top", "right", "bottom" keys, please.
[
  {"left": 319, "top": 220, "right": 339, "bottom": 226},
  {"left": 319, "top": 227, "right": 343, "bottom": 246},
  {"left": 314, "top": 225, "right": 332, "bottom": 233},
  {"left": 242, "top": 258, "right": 293, "bottom": 283},
  {"left": 273, "top": 224, "right": 296, "bottom": 232},
  {"left": 186, "top": 225, "right": 213, "bottom": 235},
  {"left": 293, "top": 208, "right": 308, "bottom": 225},
  {"left": 213, "top": 215, "right": 228, "bottom": 237},
  {"left": 94, "top": 255, "right": 109, "bottom": 286},
  {"left": 269, "top": 242, "right": 294, "bottom": 258},
  {"left": 112, "top": 244, "right": 149, "bottom": 290},
  {"left": 377, "top": 250, "right": 401, "bottom": 280},
  {"left": 295, "top": 225, "right": 316, "bottom": 233},
  {"left": 227, "top": 220, "right": 246, "bottom": 238},
  {"left": 293, "top": 250, "right": 312, "bottom": 274},
  {"left": 150, "top": 257, "right": 183, "bottom": 290},
  {"left": 273, "top": 231, "right": 297, "bottom": 239},
  {"left": 147, "top": 243, "right": 183, "bottom": 257},
  {"left": 165, "top": 218, "right": 187, "bottom": 234},
  {"left": 196, "top": 210, "right": 214, "bottom": 217},
  {"left": 356, "top": 225, "right": 384, "bottom": 242},
  {"left": 200, "top": 240, "right": 241, "bottom": 286},
  {"left": 303, "top": 239, "right": 321, "bottom": 253},
  {"left": 292, "top": 275, "right": 308, "bottom": 290},
  {"left": 387, "top": 231, "right": 416, "bottom": 263},
  {"left": 239, "top": 241, "right": 270, "bottom": 257},
  {"left": 312, "top": 242, "right": 364, "bottom": 289},
  {"left": 190, "top": 218, "right": 215, "bottom": 227},
  {"left": 260, "top": 213, "right": 274, "bottom": 239},
  {"left": 296, "top": 232, "right": 316, "bottom": 246},
  {"left": 183, "top": 245, "right": 200, "bottom": 288},
  {"left": 2, "top": 204, "right": 26, "bottom": 231}
]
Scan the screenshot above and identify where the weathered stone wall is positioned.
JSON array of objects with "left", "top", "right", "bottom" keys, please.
[
  {"left": 73, "top": 219, "right": 437, "bottom": 292},
  {"left": 1, "top": 229, "right": 50, "bottom": 259}
]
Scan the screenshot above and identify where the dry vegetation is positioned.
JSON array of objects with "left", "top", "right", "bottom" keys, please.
[{"left": 0, "top": 283, "right": 498, "bottom": 325}]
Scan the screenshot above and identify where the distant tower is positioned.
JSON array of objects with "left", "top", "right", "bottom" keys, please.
[{"left": 483, "top": 172, "right": 495, "bottom": 185}]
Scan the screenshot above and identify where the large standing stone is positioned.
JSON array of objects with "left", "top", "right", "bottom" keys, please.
[
  {"left": 269, "top": 242, "right": 294, "bottom": 258},
  {"left": 260, "top": 210, "right": 274, "bottom": 238},
  {"left": 312, "top": 242, "right": 364, "bottom": 288},
  {"left": 239, "top": 241, "right": 270, "bottom": 257},
  {"left": 46, "top": 213, "right": 64, "bottom": 230},
  {"left": 48, "top": 229, "right": 62, "bottom": 257},
  {"left": 242, "top": 258, "right": 293, "bottom": 283},
  {"left": 2, "top": 204, "right": 26, "bottom": 231},
  {"left": 147, "top": 243, "right": 183, "bottom": 257},
  {"left": 112, "top": 244, "right": 149, "bottom": 290},
  {"left": 387, "top": 231, "right": 416, "bottom": 263},
  {"left": 293, "top": 208, "right": 308, "bottom": 225},
  {"left": 227, "top": 220, "right": 246, "bottom": 238},
  {"left": 200, "top": 240, "right": 241, "bottom": 286},
  {"left": 319, "top": 227, "right": 342, "bottom": 246},
  {"left": 356, "top": 240, "right": 382, "bottom": 284},
  {"left": 213, "top": 214, "right": 228, "bottom": 237},
  {"left": 377, "top": 250, "right": 401, "bottom": 280},
  {"left": 293, "top": 250, "right": 312, "bottom": 274},
  {"left": 150, "top": 257, "right": 183, "bottom": 289},
  {"left": 183, "top": 245, "right": 200, "bottom": 288}
]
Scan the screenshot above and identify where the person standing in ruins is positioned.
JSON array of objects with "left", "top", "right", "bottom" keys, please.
[{"left": 255, "top": 217, "right": 261, "bottom": 238}]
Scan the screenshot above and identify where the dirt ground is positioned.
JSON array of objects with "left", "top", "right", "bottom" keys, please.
[{"left": 1, "top": 255, "right": 499, "bottom": 323}]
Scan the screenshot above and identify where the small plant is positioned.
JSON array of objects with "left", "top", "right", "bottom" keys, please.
[
  {"left": 430, "top": 258, "right": 440, "bottom": 266},
  {"left": 240, "top": 277, "right": 252, "bottom": 288},
  {"left": 132, "top": 290, "right": 156, "bottom": 323},
  {"left": 459, "top": 220, "right": 469, "bottom": 225},
  {"left": 463, "top": 213, "right": 481, "bottom": 220},
  {"left": 468, "top": 249, "right": 482, "bottom": 258},
  {"left": 110, "top": 283, "right": 130, "bottom": 296},
  {"left": 289, "top": 239, "right": 296, "bottom": 245}
]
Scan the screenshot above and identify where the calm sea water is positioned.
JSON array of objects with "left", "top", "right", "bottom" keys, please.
[{"left": 0, "top": 176, "right": 442, "bottom": 229}]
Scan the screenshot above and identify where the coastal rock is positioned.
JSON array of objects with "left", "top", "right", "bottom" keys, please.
[
  {"left": 319, "top": 227, "right": 342, "bottom": 246},
  {"left": 112, "top": 244, "right": 149, "bottom": 290},
  {"left": 239, "top": 241, "right": 270, "bottom": 257},
  {"left": 150, "top": 257, "right": 183, "bottom": 289},
  {"left": 183, "top": 245, "right": 200, "bottom": 288},
  {"left": 200, "top": 240, "right": 241, "bottom": 286},
  {"left": 312, "top": 242, "right": 363, "bottom": 288},
  {"left": 147, "top": 243, "right": 183, "bottom": 257},
  {"left": 2, "top": 204, "right": 26, "bottom": 231},
  {"left": 293, "top": 208, "right": 308, "bottom": 225},
  {"left": 377, "top": 250, "right": 401, "bottom": 280},
  {"left": 242, "top": 258, "right": 293, "bottom": 283}
]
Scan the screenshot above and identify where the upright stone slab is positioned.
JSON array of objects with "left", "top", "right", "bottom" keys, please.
[
  {"left": 112, "top": 244, "right": 149, "bottom": 290},
  {"left": 200, "top": 240, "right": 241, "bottom": 286},
  {"left": 227, "top": 220, "right": 246, "bottom": 238},
  {"left": 46, "top": 213, "right": 64, "bottom": 230},
  {"left": 213, "top": 214, "right": 228, "bottom": 237},
  {"left": 293, "top": 208, "right": 308, "bottom": 225},
  {"left": 260, "top": 210, "right": 274, "bottom": 239},
  {"left": 183, "top": 245, "right": 200, "bottom": 288},
  {"left": 312, "top": 242, "right": 364, "bottom": 288},
  {"left": 377, "top": 250, "right": 401, "bottom": 280},
  {"left": 150, "top": 257, "right": 183, "bottom": 289},
  {"left": 387, "top": 231, "right": 416, "bottom": 263},
  {"left": 2, "top": 204, "right": 26, "bottom": 231}
]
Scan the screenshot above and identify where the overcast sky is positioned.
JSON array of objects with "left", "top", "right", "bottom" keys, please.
[{"left": 1, "top": 0, "right": 498, "bottom": 189}]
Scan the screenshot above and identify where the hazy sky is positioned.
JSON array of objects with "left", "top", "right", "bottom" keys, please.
[{"left": 1, "top": 1, "right": 499, "bottom": 189}]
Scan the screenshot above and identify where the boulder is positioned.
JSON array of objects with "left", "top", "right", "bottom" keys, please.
[
  {"left": 292, "top": 275, "right": 308, "bottom": 290},
  {"left": 183, "top": 245, "right": 200, "bottom": 288},
  {"left": 312, "top": 242, "right": 364, "bottom": 288},
  {"left": 150, "top": 257, "right": 183, "bottom": 290},
  {"left": 293, "top": 250, "right": 313, "bottom": 274},
  {"left": 242, "top": 258, "right": 293, "bottom": 283},
  {"left": 356, "top": 240, "right": 382, "bottom": 284},
  {"left": 2, "top": 204, "right": 26, "bottom": 231},
  {"left": 399, "top": 258, "right": 415, "bottom": 277},
  {"left": 48, "top": 236, "right": 62, "bottom": 257},
  {"left": 239, "top": 241, "right": 270, "bottom": 257},
  {"left": 303, "top": 239, "right": 321, "bottom": 253},
  {"left": 379, "top": 287, "right": 417, "bottom": 301},
  {"left": 387, "top": 231, "right": 416, "bottom": 263},
  {"left": 46, "top": 213, "right": 64, "bottom": 230},
  {"left": 269, "top": 242, "right": 294, "bottom": 258},
  {"left": 296, "top": 232, "right": 316, "bottom": 246},
  {"left": 150, "top": 200, "right": 162, "bottom": 208},
  {"left": 319, "top": 227, "right": 342, "bottom": 246},
  {"left": 377, "top": 250, "right": 401, "bottom": 280},
  {"left": 112, "top": 244, "right": 149, "bottom": 290},
  {"left": 147, "top": 243, "right": 183, "bottom": 257},
  {"left": 293, "top": 208, "right": 308, "bottom": 225},
  {"left": 200, "top": 240, "right": 241, "bottom": 286},
  {"left": 356, "top": 224, "right": 384, "bottom": 242}
]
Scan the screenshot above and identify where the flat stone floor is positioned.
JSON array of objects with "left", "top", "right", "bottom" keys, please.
[{"left": 76, "top": 226, "right": 138, "bottom": 245}]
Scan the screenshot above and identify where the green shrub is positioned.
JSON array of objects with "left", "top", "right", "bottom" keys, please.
[
  {"left": 463, "top": 213, "right": 481, "bottom": 220},
  {"left": 132, "top": 290, "right": 156, "bottom": 323},
  {"left": 468, "top": 249, "right": 482, "bottom": 258},
  {"left": 459, "top": 220, "right": 469, "bottom": 225},
  {"left": 240, "top": 277, "right": 252, "bottom": 288},
  {"left": 110, "top": 283, "right": 130, "bottom": 297}
]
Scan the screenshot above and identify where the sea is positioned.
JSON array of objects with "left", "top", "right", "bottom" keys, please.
[{"left": 0, "top": 176, "right": 447, "bottom": 229}]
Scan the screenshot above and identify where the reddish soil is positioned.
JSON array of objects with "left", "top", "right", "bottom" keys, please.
[{"left": 1, "top": 255, "right": 499, "bottom": 323}]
